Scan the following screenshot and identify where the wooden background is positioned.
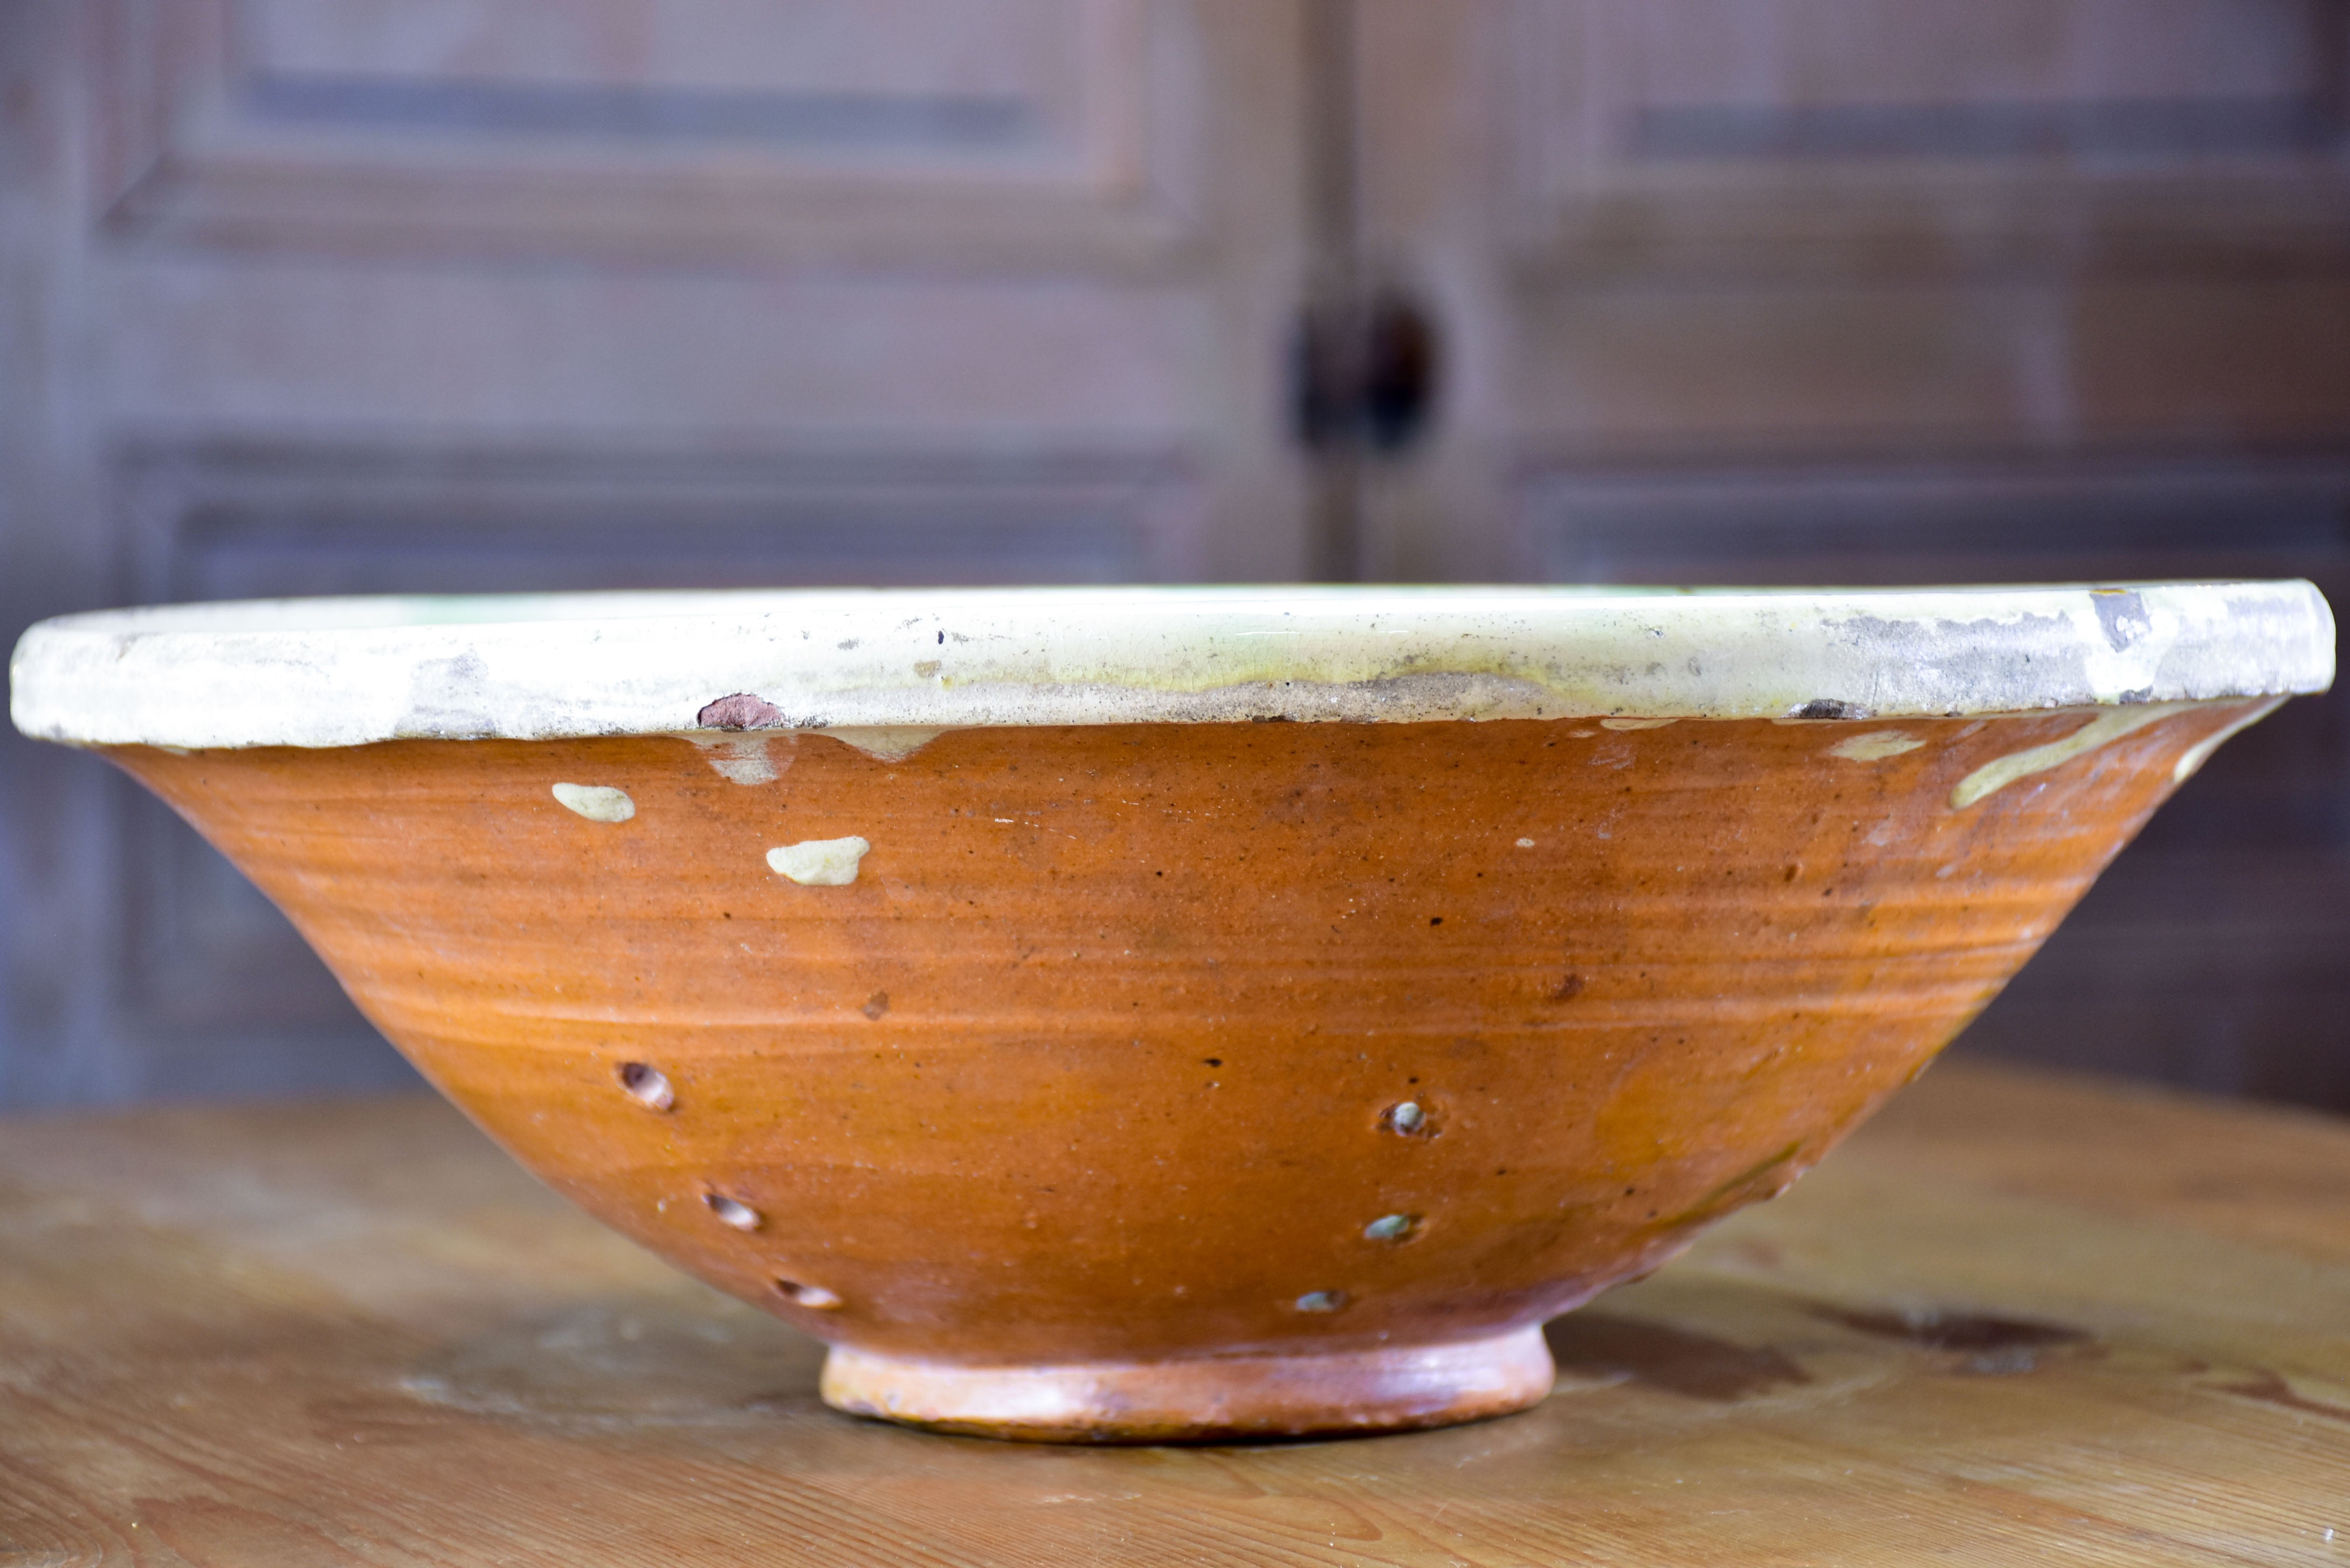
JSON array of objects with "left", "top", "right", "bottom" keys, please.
[{"left": 2, "top": 0, "right": 2346, "bottom": 1110}]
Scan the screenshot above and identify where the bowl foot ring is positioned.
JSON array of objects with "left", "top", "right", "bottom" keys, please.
[{"left": 818, "top": 1325, "right": 1556, "bottom": 1443}]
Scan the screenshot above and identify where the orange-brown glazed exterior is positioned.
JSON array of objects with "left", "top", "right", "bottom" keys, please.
[{"left": 108, "top": 706, "right": 2253, "bottom": 1439}]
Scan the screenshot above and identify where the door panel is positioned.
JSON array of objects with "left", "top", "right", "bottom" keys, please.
[
  {"left": 2, "top": 0, "right": 1315, "bottom": 1106},
  {"left": 102, "top": 0, "right": 1184, "bottom": 263},
  {"left": 1355, "top": 0, "right": 2350, "bottom": 1106},
  {"left": 11, "top": 0, "right": 2349, "bottom": 1110}
]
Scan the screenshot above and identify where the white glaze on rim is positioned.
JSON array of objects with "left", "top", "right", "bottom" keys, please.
[{"left": 8, "top": 583, "right": 2334, "bottom": 750}]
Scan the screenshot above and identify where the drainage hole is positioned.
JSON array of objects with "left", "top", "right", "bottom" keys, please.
[
  {"left": 775, "top": 1279, "right": 842, "bottom": 1310},
  {"left": 704, "top": 1193, "right": 761, "bottom": 1231},
  {"left": 616, "top": 1062, "right": 674, "bottom": 1111},
  {"left": 1382, "top": 1101, "right": 1428, "bottom": 1135}
]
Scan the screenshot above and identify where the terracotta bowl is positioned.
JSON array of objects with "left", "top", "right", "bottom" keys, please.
[{"left": 11, "top": 584, "right": 2334, "bottom": 1441}]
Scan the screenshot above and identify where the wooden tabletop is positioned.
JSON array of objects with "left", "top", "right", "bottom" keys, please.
[{"left": 4, "top": 1060, "right": 2346, "bottom": 1567}]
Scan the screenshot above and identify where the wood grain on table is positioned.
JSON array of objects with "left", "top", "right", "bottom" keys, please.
[{"left": 3, "top": 1060, "right": 2346, "bottom": 1567}]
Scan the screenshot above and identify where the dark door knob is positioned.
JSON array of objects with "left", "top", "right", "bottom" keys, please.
[{"left": 1292, "top": 287, "right": 1439, "bottom": 455}]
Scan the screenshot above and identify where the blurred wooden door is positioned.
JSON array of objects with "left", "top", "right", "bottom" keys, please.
[
  {"left": 7, "top": 0, "right": 2348, "bottom": 1110},
  {"left": 0, "top": 0, "right": 1318, "bottom": 1102},
  {"left": 1349, "top": 0, "right": 2350, "bottom": 1104}
]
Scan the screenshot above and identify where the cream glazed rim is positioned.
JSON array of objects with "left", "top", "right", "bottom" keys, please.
[{"left": 8, "top": 582, "right": 2334, "bottom": 751}]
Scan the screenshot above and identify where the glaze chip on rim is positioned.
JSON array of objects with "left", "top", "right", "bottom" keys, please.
[{"left": 9, "top": 583, "right": 2333, "bottom": 750}]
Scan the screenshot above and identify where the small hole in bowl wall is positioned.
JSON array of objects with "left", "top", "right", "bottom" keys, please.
[
  {"left": 705, "top": 1192, "right": 761, "bottom": 1230},
  {"left": 616, "top": 1062, "right": 674, "bottom": 1111},
  {"left": 1382, "top": 1100, "right": 1432, "bottom": 1136},
  {"left": 776, "top": 1279, "right": 843, "bottom": 1310}
]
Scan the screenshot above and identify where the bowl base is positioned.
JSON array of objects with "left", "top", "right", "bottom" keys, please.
[{"left": 818, "top": 1327, "right": 1556, "bottom": 1443}]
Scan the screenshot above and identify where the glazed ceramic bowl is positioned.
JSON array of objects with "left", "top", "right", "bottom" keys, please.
[{"left": 11, "top": 584, "right": 2334, "bottom": 1441}]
